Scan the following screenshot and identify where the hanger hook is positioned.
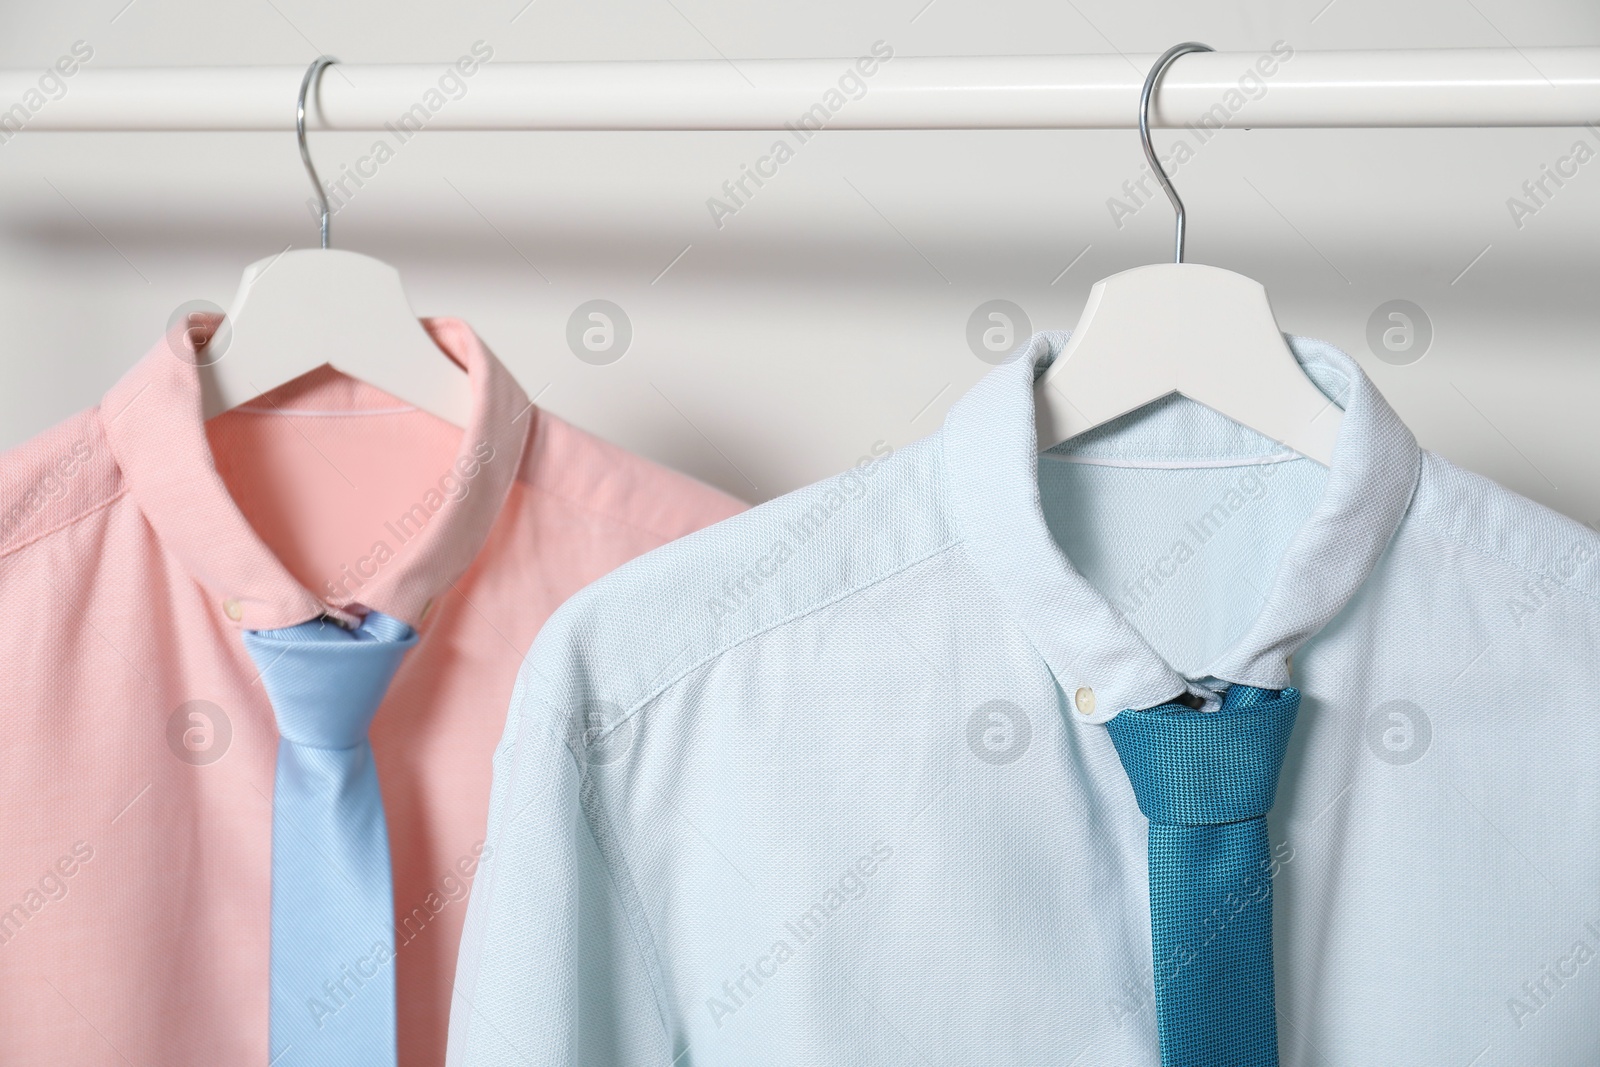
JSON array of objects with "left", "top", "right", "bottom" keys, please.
[
  {"left": 297, "top": 55, "right": 338, "bottom": 250},
  {"left": 1139, "top": 42, "right": 1213, "bottom": 264}
]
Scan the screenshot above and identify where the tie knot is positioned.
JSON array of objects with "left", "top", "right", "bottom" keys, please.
[
  {"left": 1105, "top": 685, "right": 1300, "bottom": 826},
  {"left": 242, "top": 612, "right": 417, "bottom": 749}
]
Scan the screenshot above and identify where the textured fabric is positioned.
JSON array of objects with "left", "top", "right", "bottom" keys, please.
[
  {"left": 1107, "top": 684, "right": 1300, "bottom": 1066},
  {"left": 451, "top": 330, "right": 1600, "bottom": 1067},
  {"left": 243, "top": 610, "right": 417, "bottom": 1066},
  {"left": 0, "top": 318, "right": 745, "bottom": 1065}
]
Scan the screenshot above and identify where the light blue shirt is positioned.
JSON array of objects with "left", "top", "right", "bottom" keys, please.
[{"left": 449, "top": 332, "right": 1600, "bottom": 1066}]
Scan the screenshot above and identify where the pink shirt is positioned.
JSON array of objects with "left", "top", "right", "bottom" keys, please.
[{"left": 0, "top": 317, "right": 745, "bottom": 1065}]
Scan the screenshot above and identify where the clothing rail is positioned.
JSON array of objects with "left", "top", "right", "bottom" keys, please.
[{"left": 4, "top": 49, "right": 1600, "bottom": 132}]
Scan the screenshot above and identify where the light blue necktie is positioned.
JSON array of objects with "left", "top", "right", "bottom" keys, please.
[
  {"left": 242, "top": 611, "right": 417, "bottom": 1067},
  {"left": 1105, "top": 684, "right": 1300, "bottom": 1067}
]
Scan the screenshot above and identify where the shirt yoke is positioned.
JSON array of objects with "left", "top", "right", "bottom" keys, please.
[
  {"left": 1404, "top": 449, "right": 1600, "bottom": 613},
  {"left": 516, "top": 440, "right": 1600, "bottom": 751},
  {"left": 513, "top": 435, "right": 957, "bottom": 738}
]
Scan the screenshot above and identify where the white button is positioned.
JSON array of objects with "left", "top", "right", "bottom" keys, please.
[
  {"left": 222, "top": 597, "right": 243, "bottom": 622},
  {"left": 1074, "top": 686, "right": 1096, "bottom": 716},
  {"left": 419, "top": 597, "right": 434, "bottom": 620}
]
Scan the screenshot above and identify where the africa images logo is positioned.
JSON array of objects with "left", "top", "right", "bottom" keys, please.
[{"left": 166, "top": 700, "right": 232, "bottom": 766}]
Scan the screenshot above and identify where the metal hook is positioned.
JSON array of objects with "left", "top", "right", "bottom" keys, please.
[
  {"left": 1139, "top": 42, "right": 1213, "bottom": 264},
  {"left": 297, "top": 56, "right": 338, "bottom": 250}
]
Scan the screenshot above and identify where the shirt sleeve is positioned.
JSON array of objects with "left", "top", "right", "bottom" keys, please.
[{"left": 447, "top": 676, "right": 675, "bottom": 1066}]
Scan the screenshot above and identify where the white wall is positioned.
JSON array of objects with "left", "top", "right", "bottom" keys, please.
[{"left": 4, "top": 1, "right": 1600, "bottom": 523}]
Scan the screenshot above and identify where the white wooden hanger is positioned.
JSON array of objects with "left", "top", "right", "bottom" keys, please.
[
  {"left": 201, "top": 56, "right": 472, "bottom": 427},
  {"left": 1034, "top": 43, "right": 1341, "bottom": 466}
]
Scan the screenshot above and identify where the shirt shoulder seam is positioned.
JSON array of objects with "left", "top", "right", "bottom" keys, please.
[
  {"left": 0, "top": 487, "right": 128, "bottom": 563},
  {"left": 594, "top": 534, "right": 965, "bottom": 740},
  {"left": 513, "top": 688, "right": 683, "bottom": 1052},
  {"left": 1406, "top": 507, "right": 1600, "bottom": 611}
]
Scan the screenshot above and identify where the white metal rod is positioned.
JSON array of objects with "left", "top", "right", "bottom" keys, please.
[{"left": 3, "top": 49, "right": 1600, "bottom": 132}]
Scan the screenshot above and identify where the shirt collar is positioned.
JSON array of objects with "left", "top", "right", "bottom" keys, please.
[
  {"left": 941, "top": 330, "right": 1421, "bottom": 723},
  {"left": 99, "top": 316, "right": 530, "bottom": 632}
]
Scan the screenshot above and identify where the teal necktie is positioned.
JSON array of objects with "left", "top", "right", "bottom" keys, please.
[
  {"left": 243, "top": 611, "right": 417, "bottom": 1066},
  {"left": 1105, "top": 684, "right": 1300, "bottom": 1067}
]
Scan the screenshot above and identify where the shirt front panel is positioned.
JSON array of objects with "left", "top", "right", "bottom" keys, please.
[
  {"left": 452, "top": 338, "right": 1600, "bottom": 1066},
  {"left": 0, "top": 328, "right": 746, "bottom": 1066}
]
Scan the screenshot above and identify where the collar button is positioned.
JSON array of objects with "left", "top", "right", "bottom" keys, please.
[
  {"left": 1074, "top": 686, "right": 1096, "bottom": 716},
  {"left": 222, "top": 597, "right": 243, "bottom": 622}
]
